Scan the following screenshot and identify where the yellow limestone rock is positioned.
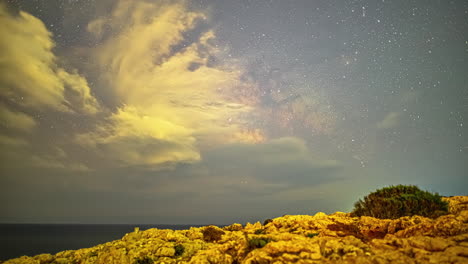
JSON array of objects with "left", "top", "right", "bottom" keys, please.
[
  {"left": 2, "top": 196, "right": 467, "bottom": 264},
  {"left": 444, "top": 196, "right": 468, "bottom": 215}
]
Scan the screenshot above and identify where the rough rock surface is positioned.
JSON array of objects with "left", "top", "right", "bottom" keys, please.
[{"left": 2, "top": 196, "right": 467, "bottom": 264}]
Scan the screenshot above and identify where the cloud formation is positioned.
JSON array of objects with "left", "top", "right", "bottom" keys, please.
[
  {"left": 66, "top": 137, "right": 342, "bottom": 222},
  {"left": 78, "top": 0, "right": 256, "bottom": 168},
  {"left": 205, "top": 137, "right": 340, "bottom": 184},
  {"left": 0, "top": 134, "right": 28, "bottom": 147},
  {"left": 76, "top": 105, "right": 200, "bottom": 168},
  {"left": 0, "top": 3, "right": 102, "bottom": 174},
  {"left": 0, "top": 104, "right": 36, "bottom": 133},
  {"left": 0, "top": 3, "right": 100, "bottom": 114},
  {"left": 30, "top": 147, "right": 90, "bottom": 172}
]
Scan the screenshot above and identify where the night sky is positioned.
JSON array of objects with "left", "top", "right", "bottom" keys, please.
[{"left": 0, "top": 0, "right": 467, "bottom": 225}]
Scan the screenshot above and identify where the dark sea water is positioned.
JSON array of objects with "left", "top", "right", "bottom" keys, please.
[{"left": 0, "top": 224, "right": 199, "bottom": 261}]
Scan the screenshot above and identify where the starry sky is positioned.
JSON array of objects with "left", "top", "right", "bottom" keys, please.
[{"left": 0, "top": 0, "right": 467, "bottom": 225}]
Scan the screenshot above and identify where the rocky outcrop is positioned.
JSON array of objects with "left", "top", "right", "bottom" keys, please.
[{"left": 2, "top": 196, "right": 467, "bottom": 264}]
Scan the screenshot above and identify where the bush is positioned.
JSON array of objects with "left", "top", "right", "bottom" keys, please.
[
  {"left": 174, "top": 244, "right": 185, "bottom": 256},
  {"left": 351, "top": 185, "right": 449, "bottom": 219},
  {"left": 202, "top": 226, "right": 225, "bottom": 242},
  {"left": 248, "top": 237, "right": 271, "bottom": 249},
  {"left": 254, "top": 229, "right": 266, "bottom": 234},
  {"left": 134, "top": 256, "right": 153, "bottom": 264},
  {"left": 306, "top": 232, "right": 319, "bottom": 238}
]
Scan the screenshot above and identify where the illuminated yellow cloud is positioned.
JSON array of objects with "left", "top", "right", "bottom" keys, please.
[
  {"left": 0, "top": 3, "right": 100, "bottom": 114},
  {"left": 232, "top": 129, "right": 266, "bottom": 144},
  {"left": 0, "top": 104, "right": 36, "bottom": 133},
  {"left": 79, "top": 0, "right": 255, "bottom": 167},
  {"left": 76, "top": 105, "right": 200, "bottom": 167}
]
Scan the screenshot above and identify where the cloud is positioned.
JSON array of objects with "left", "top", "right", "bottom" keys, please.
[
  {"left": 205, "top": 137, "right": 340, "bottom": 183},
  {"left": 377, "top": 112, "right": 401, "bottom": 129},
  {"left": 30, "top": 147, "right": 90, "bottom": 172},
  {"left": 76, "top": 105, "right": 200, "bottom": 168},
  {"left": 0, "top": 134, "right": 28, "bottom": 147},
  {"left": 0, "top": 136, "right": 344, "bottom": 224},
  {"left": 72, "top": 137, "right": 340, "bottom": 196},
  {"left": 64, "top": 137, "right": 342, "bottom": 223},
  {"left": 0, "top": 104, "right": 36, "bottom": 132},
  {"left": 77, "top": 0, "right": 257, "bottom": 168},
  {"left": 0, "top": 136, "right": 90, "bottom": 171},
  {"left": 0, "top": 4, "right": 99, "bottom": 174},
  {"left": 0, "top": 3, "right": 100, "bottom": 114}
]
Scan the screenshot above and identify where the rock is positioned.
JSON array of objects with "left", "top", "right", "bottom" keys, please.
[
  {"left": 2, "top": 256, "right": 39, "bottom": 264},
  {"left": 444, "top": 196, "right": 468, "bottom": 215},
  {"left": 33, "top": 254, "right": 53, "bottom": 264},
  {"left": 407, "top": 236, "right": 454, "bottom": 251},
  {"left": 155, "top": 246, "right": 175, "bottom": 257},
  {"left": 223, "top": 223, "right": 243, "bottom": 231}
]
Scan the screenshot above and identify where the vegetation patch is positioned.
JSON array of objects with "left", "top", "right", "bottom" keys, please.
[
  {"left": 255, "top": 229, "right": 266, "bottom": 234},
  {"left": 351, "top": 185, "right": 449, "bottom": 219},
  {"left": 134, "top": 256, "right": 153, "bottom": 264},
  {"left": 174, "top": 244, "right": 185, "bottom": 257},
  {"left": 202, "top": 226, "right": 225, "bottom": 242},
  {"left": 248, "top": 237, "right": 272, "bottom": 249}
]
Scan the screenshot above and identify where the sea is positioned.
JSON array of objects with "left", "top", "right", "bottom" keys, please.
[{"left": 0, "top": 224, "right": 201, "bottom": 261}]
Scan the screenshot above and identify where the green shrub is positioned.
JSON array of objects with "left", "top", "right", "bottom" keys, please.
[
  {"left": 202, "top": 226, "right": 225, "bottom": 242},
  {"left": 306, "top": 232, "right": 319, "bottom": 238},
  {"left": 174, "top": 244, "right": 185, "bottom": 257},
  {"left": 351, "top": 185, "right": 449, "bottom": 219},
  {"left": 248, "top": 237, "right": 271, "bottom": 249},
  {"left": 254, "top": 229, "right": 266, "bottom": 234},
  {"left": 134, "top": 256, "right": 153, "bottom": 264}
]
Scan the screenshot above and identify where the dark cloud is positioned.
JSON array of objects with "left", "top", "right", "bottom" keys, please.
[
  {"left": 0, "top": 137, "right": 343, "bottom": 224},
  {"left": 204, "top": 137, "right": 340, "bottom": 184}
]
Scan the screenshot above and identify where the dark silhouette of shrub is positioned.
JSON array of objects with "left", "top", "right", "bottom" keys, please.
[
  {"left": 134, "top": 256, "right": 153, "bottom": 264},
  {"left": 263, "top": 218, "right": 273, "bottom": 225},
  {"left": 174, "top": 244, "right": 185, "bottom": 256},
  {"left": 351, "top": 185, "right": 449, "bottom": 219},
  {"left": 202, "top": 226, "right": 225, "bottom": 242}
]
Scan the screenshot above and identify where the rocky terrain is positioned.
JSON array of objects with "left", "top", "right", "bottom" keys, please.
[{"left": 2, "top": 196, "right": 467, "bottom": 264}]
